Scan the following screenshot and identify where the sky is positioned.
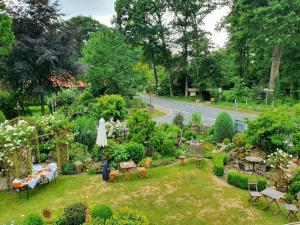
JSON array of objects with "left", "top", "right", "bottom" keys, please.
[{"left": 58, "top": 0, "right": 229, "bottom": 48}]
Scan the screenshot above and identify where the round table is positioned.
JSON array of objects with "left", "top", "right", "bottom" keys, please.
[{"left": 245, "top": 156, "right": 263, "bottom": 173}]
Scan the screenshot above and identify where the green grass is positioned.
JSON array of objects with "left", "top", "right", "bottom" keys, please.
[
  {"left": 0, "top": 161, "right": 289, "bottom": 225},
  {"left": 159, "top": 96, "right": 199, "bottom": 103},
  {"left": 150, "top": 109, "right": 168, "bottom": 118},
  {"left": 28, "top": 105, "right": 51, "bottom": 117}
]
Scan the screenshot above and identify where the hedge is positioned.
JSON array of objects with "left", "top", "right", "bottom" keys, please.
[
  {"left": 227, "top": 172, "right": 267, "bottom": 191},
  {"left": 213, "top": 153, "right": 227, "bottom": 176}
]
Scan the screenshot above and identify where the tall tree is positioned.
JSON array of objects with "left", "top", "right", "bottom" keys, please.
[
  {"left": 67, "top": 16, "right": 106, "bottom": 57},
  {"left": 166, "top": 0, "right": 217, "bottom": 96},
  {"left": 2, "top": 0, "right": 79, "bottom": 114},
  {"left": 0, "top": 3, "right": 14, "bottom": 58},
  {"left": 114, "top": 0, "right": 174, "bottom": 96},
  {"left": 81, "top": 28, "right": 142, "bottom": 96}
]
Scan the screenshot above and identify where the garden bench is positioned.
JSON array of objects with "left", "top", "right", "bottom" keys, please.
[
  {"left": 261, "top": 188, "right": 285, "bottom": 215},
  {"left": 248, "top": 179, "right": 262, "bottom": 206}
]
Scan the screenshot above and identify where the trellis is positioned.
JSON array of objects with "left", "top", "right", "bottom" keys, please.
[{"left": 0, "top": 117, "right": 70, "bottom": 188}]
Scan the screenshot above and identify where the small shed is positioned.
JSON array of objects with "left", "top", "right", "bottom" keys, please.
[{"left": 188, "top": 88, "right": 199, "bottom": 97}]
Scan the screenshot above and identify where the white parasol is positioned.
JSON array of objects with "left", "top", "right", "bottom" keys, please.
[{"left": 96, "top": 118, "right": 108, "bottom": 147}]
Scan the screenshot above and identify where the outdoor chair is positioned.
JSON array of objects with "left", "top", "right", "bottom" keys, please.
[
  {"left": 284, "top": 192, "right": 300, "bottom": 221},
  {"left": 248, "top": 179, "right": 262, "bottom": 206},
  {"left": 135, "top": 157, "right": 152, "bottom": 179},
  {"left": 109, "top": 170, "right": 119, "bottom": 182}
]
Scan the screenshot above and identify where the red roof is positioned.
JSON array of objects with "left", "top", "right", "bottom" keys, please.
[{"left": 50, "top": 76, "right": 88, "bottom": 88}]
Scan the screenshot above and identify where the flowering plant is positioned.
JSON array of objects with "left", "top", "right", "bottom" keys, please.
[
  {"left": 105, "top": 118, "right": 124, "bottom": 138},
  {"left": 267, "top": 148, "right": 292, "bottom": 170},
  {"left": 0, "top": 120, "right": 36, "bottom": 170},
  {"left": 36, "top": 113, "right": 70, "bottom": 134}
]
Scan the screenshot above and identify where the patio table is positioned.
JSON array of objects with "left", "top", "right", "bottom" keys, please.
[
  {"left": 245, "top": 156, "right": 263, "bottom": 173},
  {"left": 261, "top": 188, "right": 285, "bottom": 215},
  {"left": 120, "top": 162, "right": 136, "bottom": 180},
  {"left": 12, "top": 163, "right": 57, "bottom": 199}
]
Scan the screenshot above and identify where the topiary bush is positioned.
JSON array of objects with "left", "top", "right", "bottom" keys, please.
[
  {"left": 125, "top": 142, "right": 145, "bottom": 163},
  {"left": 61, "top": 203, "right": 87, "bottom": 225},
  {"left": 160, "top": 139, "right": 176, "bottom": 157},
  {"left": 232, "top": 133, "right": 246, "bottom": 147},
  {"left": 105, "top": 207, "right": 149, "bottom": 225},
  {"left": 227, "top": 172, "right": 267, "bottom": 191},
  {"left": 91, "top": 204, "right": 113, "bottom": 221},
  {"left": 0, "top": 110, "right": 6, "bottom": 122},
  {"left": 214, "top": 112, "right": 235, "bottom": 143},
  {"left": 173, "top": 113, "right": 184, "bottom": 128},
  {"left": 213, "top": 153, "right": 227, "bottom": 176},
  {"left": 23, "top": 214, "right": 44, "bottom": 225}
]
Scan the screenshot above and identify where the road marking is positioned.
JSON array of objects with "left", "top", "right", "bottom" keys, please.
[{"left": 209, "top": 117, "right": 216, "bottom": 121}]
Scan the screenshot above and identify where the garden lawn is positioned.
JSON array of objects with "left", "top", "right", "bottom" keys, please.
[
  {"left": 0, "top": 161, "right": 289, "bottom": 225},
  {"left": 150, "top": 109, "right": 167, "bottom": 118}
]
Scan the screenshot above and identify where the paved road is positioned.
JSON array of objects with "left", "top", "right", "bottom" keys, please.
[{"left": 142, "top": 95, "right": 257, "bottom": 126}]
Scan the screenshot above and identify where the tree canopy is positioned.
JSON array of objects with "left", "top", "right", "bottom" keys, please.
[
  {"left": 0, "top": 3, "right": 14, "bottom": 58},
  {"left": 81, "top": 27, "right": 142, "bottom": 96}
]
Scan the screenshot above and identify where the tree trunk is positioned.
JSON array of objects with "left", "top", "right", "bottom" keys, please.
[
  {"left": 40, "top": 95, "right": 45, "bottom": 116},
  {"left": 269, "top": 45, "right": 282, "bottom": 91},
  {"left": 152, "top": 63, "right": 158, "bottom": 90},
  {"left": 185, "top": 75, "right": 188, "bottom": 97}
]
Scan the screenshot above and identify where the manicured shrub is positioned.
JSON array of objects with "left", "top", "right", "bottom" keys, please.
[
  {"left": 0, "top": 110, "right": 6, "bottom": 122},
  {"left": 232, "top": 133, "right": 246, "bottom": 147},
  {"left": 105, "top": 207, "right": 149, "bottom": 225},
  {"left": 125, "top": 142, "right": 145, "bottom": 163},
  {"left": 91, "top": 204, "right": 113, "bottom": 220},
  {"left": 91, "top": 95, "right": 127, "bottom": 121},
  {"left": 214, "top": 112, "right": 235, "bottom": 143},
  {"left": 213, "top": 153, "right": 227, "bottom": 176},
  {"left": 127, "top": 109, "right": 156, "bottom": 144},
  {"left": 61, "top": 203, "right": 87, "bottom": 225},
  {"left": 160, "top": 139, "right": 176, "bottom": 157},
  {"left": 23, "top": 214, "right": 44, "bottom": 225},
  {"left": 72, "top": 116, "right": 97, "bottom": 150},
  {"left": 227, "top": 172, "right": 267, "bottom": 191},
  {"left": 173, "top": 113, "right": 184, "bottom": 128}
]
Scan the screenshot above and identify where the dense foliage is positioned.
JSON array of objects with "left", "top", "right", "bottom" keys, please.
[
  {"left": 246, "top": 105, "right": 300, "bottom": 154},
  {"left": 22, "top": 214, "right": 44, "bottom": 225},
  {"left": 82, "top": 28, "right": 142, "bottom": 96},
  {"left": 127, "top": 109, "right": 156, "bottom": 144},
  {"left": 0, "top": 3, "right": 14, "bottom": 58},
  {"left": 61, "top": 203, "right": 87, "bottom": 225},
  {"left": 213, "top": 153, "right": 227, "bottom": 176}
]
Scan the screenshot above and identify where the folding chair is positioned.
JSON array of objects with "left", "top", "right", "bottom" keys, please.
[{"left": 248, "top": 179, "right": 262, "bottom": 206}]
